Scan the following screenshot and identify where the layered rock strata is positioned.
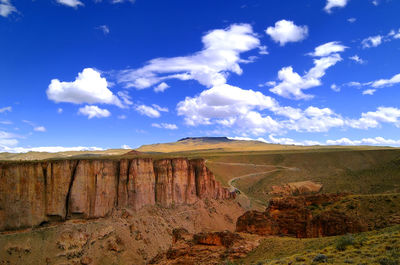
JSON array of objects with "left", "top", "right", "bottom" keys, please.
[
  {"left": 0, "top": 158, "right": 233, "bottom": 231},
  {"left": 236, "top": 194, "right": 367, "bottom": 238}
]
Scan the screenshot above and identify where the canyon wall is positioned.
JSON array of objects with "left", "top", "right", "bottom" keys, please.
[
  {"left": 236, "top": 194, "right": 367, "bottom": 238},
  {"left": 0, "top": 158, "right": 234, "bottom": 231}
]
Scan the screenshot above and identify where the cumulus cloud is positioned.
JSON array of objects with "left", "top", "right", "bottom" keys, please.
[
  {"left": 78, "top": 105, "right": 111, "bottom": 119},
  {"left": 269, "top": 42, "right": 346, "bottom": 100},
  {"left": 117, "top": 24, "right": 260, "bottom": 89},
  {"left": 362, "top": 35, "right": 383, "bottom": 48},
  {"left": 347, "top": 107, "right": 400, "bottom": 129},
  {"left": 47, "top": 68, "right": 127, "bottom": 108},
  {"left": 0, "top": 106, "right": 12, "bottom": 113},
  {"left": 151, "top": 123, "right": 178, "bottom": 130},
  {"left": 135, "top": 104, "right": 161, "bottom": 118},
  {"left": 121, "top": 144, "right": 131, "bottom": 149},
  {"left": 56, "top": 0, "right": 83, "bottom": 8},
  {"left": 324, "top": 0, "right": 349, "bottom": 13},
  {"left": 176, "top": 83, "right": 350, "bottom": 135},
  {"left": 349, "top": 55, "right": 365, "bottom": 64},
  {"left": 154, "top": 82, "right": 169, "bottom": 93},
  {"left": 57, "top": 108, "right": 63, "bottom": 114},
  {"left": 0, "top": 0, "right": 16, "bottom": 17},
  {"left": 34, "top": 126, "right": 46, "bottom": 132},
  {"left": 265, "top": 20, "right": 308, "bottom": 46}
]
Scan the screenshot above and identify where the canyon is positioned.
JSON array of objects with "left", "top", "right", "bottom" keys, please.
[{"left": 0, "top": 158, "right": 234, "bottom": 232}]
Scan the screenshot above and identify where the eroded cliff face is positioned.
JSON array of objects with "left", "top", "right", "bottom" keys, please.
[
  {"left": 236, "top": 194, "right": 367, "bottom": 238},
  {"left": 0, "top": 158, "right": 234, "bottom": 231}
]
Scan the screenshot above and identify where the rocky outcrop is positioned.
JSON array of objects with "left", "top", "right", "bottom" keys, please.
[
  {"left": 150, "top": 229, "right": 260, "bottom": 265},
  {"left": 0, "top": 158, "right": 234, "bottom": 231},
  {"left": 236, "top": 194, "right": 367, "bottom": 238},
  {"left": 269, "top": 181, "right": 323, "bottom": 196}
]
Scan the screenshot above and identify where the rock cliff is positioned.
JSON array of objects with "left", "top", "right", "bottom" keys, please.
[
  {"left": 236, "top": 194, "right": 367, "bottom": 238},
  {"left": 0, "top": 158, "right": 234, "bottom": 231}
]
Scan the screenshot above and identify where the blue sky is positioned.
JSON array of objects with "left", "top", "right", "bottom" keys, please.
[{"left": 1, "top": 0, "right": 400, "bottom": 152}]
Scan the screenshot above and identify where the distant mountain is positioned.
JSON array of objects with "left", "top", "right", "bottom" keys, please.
[
  {"left": 177, "top": 137, "right": 233, "bottom": 142},
  {"left": 136, "top": 137, "right": 300, "bottom": 153}
]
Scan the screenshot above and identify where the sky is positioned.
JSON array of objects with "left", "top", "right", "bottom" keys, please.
[{"left": 1, "top": 0, "right": 400, "bottom": 152}]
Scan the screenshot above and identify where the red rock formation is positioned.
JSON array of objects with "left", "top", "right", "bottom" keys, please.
[
  {"left": 193, "top": 231, "right": 243, "bottom": 248},
  {"left": 0, "top": 158, "right": 233, "bottom": 231},
  {"left": 150, "top": 230, "right": 260, "bottom": 265},
  {"left": 68, "top": 160, "right": 119, "bottom": 219},
  {"left": 236, "top": 194, "right": 367, "bottom": 238}
]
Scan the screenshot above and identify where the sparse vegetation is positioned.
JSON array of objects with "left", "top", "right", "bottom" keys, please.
[{"left": 240, "top": 225, "right": 400, "bottom": 265}]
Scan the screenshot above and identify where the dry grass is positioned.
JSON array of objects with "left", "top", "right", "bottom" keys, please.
[{"left": 237, "top": 225, "right": 400, "bottom": 265}]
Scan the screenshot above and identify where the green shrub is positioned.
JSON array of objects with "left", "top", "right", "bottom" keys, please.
[
  {"left": 335, "top": 234, "right": 355, "bottom": 251},
  {"left": 312, "top": 253, "right": 327, "bottom": 263}
]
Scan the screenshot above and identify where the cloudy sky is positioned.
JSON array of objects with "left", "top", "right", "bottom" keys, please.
[{"left": 1, "top": 0, "right": 400, "bottom": 152}]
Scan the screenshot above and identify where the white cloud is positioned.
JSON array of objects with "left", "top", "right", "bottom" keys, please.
[
  {"left": 0, "top": 106, "right": 12, "bottom": 113},
  {"left": 56, "top": 0, "right": 83, "bottom": 8},
  {"left": 347, "top": 18, "right": 356, "bottom": 23},
  {"left": 258, "top": 45, "right": 269, "bottom": 55},
  {"left": 154, "top": 82, "right": 169, "bottom": 93},
  {"left": 284, "top": 106, "right": 345, "bottom": 133},
  {"left": 331, "top": 84, "right": 340, "bottom": 92},
  {"left": 371, "top": 0, "right": 379, "bottom": 6},
  {"left": 362, "top": 89, "right": 376, "bottom": 95},
  {"left": 118, "top": 115, "right": 127, "bottom": 119},
  {"left": 347, "top": 72, "right": 400, "bottom": 95},
  {"left": 326, "top": 137, "right": 400, "bottom": 146},
  {"left": 121, "top": 144, "right": 131, "bottom": 149},
  {"left": 176, "top": 82, "right": 353, "bottom": 135},
  {"left": 324, "top": 0, "right": 349, "bottom": 13},
  {"left": 117, "top": 24, "right": 260, "bottom": 89},
  {"left": 34, "top": 126, "right": 46, "bottom": 132},
  {"left": 0, "top": 0, "right": 16, "bottom": 17},
  {"left": 371, "top": 73, "right": 400, "bottom": 88},
  {"left": 151, "top": 104, "right": 168, "bottom": 112},
  {"left": 151, "top": 123, "right": 178, "bottom": 130},
  {"left": 111, "top": 0, "right": 135, "bottom": 3},
  {"left": 347, "top": 107, "right": 400, "bottom": 129},
  {"left": 47, "top": 68, "right": 126, "bottom": 108},
  {"left": 57, "top": 108, "right": 63, "bottom": 114},
  {"left": 349, "top": 55, "right": 365, "bottom": 64},
  {"left": 265, "top": 20, "right": 308, "bottom": 46},
  {"left": 308, "top": 41, "right": 348, "bottom": 57},
  {"left": 78, "top": 105, "right": 111, "bottom": 119},
  {"left": 135, "top": 104, "right": 160, "bottom": 118},
  {"left": 0, "top": 130, "right": 19, "bottom": 148},
  {"left": 97, "top": 25, "right": 110, "bottom": 35},
  {"left": 362, "top": 35, "right": 382, "bottom": 48},
  {"left": 177, "top": 84, "right": 279, "bottom": 128},
  {"left": 269, "top": 42, "right": 345, "bottom": 100},
  {"left": 0, "top": 146, "right": 104, "bottom": 153}
]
